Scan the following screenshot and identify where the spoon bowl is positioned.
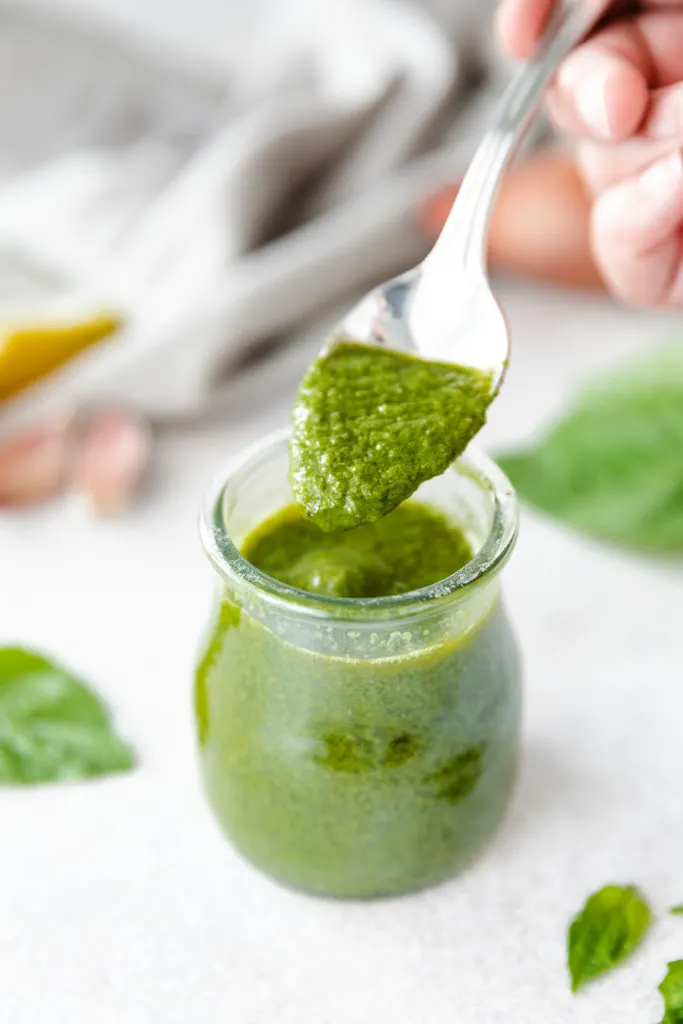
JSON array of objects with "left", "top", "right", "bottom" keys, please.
[{"left": 336, "top": 263, "right": 508, "bottom": 392}]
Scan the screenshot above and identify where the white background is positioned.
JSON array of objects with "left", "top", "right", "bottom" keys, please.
[{"left": 2, "top": 278, "right": 683, "bottom": 1023}]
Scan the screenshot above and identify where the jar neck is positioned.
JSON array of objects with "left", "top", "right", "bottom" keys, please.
[
  {"left": 201, "top": 429, "right": 518, "bottom": 645},
  {"left": 219, "top": 566, "right": 502, "bottom": 661}
]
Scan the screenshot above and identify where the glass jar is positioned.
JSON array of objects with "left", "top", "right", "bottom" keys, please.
[{"left": 195, "top": 429, "right": 521, "bottom": 898}]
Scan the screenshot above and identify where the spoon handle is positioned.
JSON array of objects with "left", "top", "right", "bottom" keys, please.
[{"left": 425, "top": 0, "right": 612, "bottom": 275}]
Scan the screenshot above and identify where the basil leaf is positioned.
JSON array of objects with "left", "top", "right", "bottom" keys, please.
[
  {"left": 658, "top": 960, "right": 683, "bottom": 1023},
  {"left": 672, "top": 906, "right": 683, "bottom": 916},
  {"left": 0, "top": 648, "right": 135, "bottom": 784},
  {"left": 567, "top": 884, "right": 652, "bottom": 992},
  {"left": 498, "top": 342, "right": 683, "bottom": 551}
]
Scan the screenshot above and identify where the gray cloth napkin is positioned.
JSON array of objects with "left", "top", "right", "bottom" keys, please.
[{"left": 0, "top": 0, "right": 542, "bottom": 434}]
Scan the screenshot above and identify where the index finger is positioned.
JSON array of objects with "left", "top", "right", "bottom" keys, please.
[{"left": 496, "top": 0, "right": 683, "bottom": 60}]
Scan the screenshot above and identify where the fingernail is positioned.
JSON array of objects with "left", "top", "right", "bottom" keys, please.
[
  {"left": 647, "top": 86, "right": 683, "bottom": 139},
  {"left": 635, "top": 151, "right": 683, "bottom": 213},
  {"left": 559, "top": 52, "right": 612, "bottom": 137}
]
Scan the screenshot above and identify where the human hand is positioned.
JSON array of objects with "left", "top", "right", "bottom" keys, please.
[{"left": 497, "top": 0, "right": 683, "bottom": 305}]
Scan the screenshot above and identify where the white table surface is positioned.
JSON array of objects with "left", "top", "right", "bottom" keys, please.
[{"left": 2, "top": 280, "right": 683, "bottom": 1024}]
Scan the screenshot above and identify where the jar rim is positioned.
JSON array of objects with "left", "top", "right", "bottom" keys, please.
[{"left": 199, "top": 427, "right": 518, "bottom": 621}]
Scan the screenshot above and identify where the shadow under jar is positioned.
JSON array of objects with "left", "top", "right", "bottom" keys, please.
[{"left": 195, "top": 429, "right": 522, "bottom": 898}]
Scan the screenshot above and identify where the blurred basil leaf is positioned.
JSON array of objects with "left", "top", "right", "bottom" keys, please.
[
  {"left": 567, "top": 884, "right": 651, "bottom": 992},
  {"left": 658, "top": 960, "right": 683, "bottom": 1023},
  {"left": 0, "top": 648, "right": 135, "bottom": 784},
  {"left": 498, "top": 343, "right": 683, "bottom": 551}
]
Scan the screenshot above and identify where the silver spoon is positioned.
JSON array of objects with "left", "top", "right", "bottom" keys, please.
[{"left": 333, "top": 0, "right": 611, "bottom": 392}]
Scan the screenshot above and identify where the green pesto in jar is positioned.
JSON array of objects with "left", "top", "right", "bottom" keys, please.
[
  {"left": 241, "top": 501, "right": 472, "bottom": 598},
  {"left": 290, "top": 341, "right": 493, "bottom": 532},
  {"left": 195, "top": 500, "right": 521, "bottom": 897}
]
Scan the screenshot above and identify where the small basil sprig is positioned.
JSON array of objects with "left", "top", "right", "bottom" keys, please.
[
  {"left": 658, "top": 961, "right": 683, "bottom": 1023},
  {"left": 567, "top": 884, "right": 652, "bottom": 991},
  {"left": 0, "top": 648, "right": 135, "bottom": 784}
]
